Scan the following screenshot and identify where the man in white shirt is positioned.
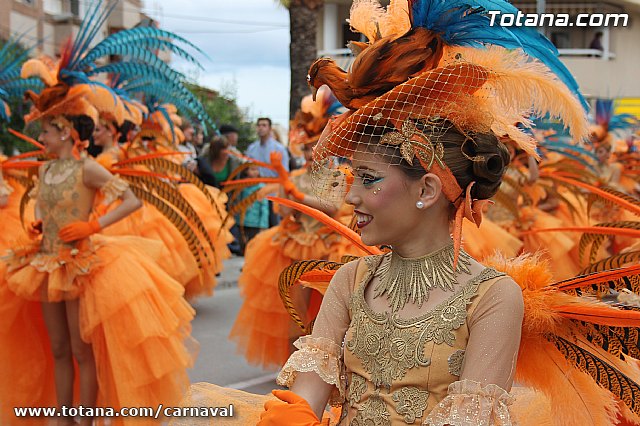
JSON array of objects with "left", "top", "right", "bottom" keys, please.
[
  {"left": 245, "top": 117, "right": 290, "bottom": 225},
  {"left": 245, "top": 117, "right": 289, "bottom": 178}
]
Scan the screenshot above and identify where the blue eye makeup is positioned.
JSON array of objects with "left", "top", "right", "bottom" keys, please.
[{"left": 359, "top": 174, "right": 384, "bottom": 187}]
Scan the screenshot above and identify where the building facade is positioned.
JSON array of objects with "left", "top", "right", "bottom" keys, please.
[
  {"left": 317, "top": 0, "right": 640, "bottom": 104},
  {"left": 1, "top": 0, "right": 148, "bottom": 57}
]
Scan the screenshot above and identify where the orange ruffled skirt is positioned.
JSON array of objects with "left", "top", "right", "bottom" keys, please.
[
  {"left": 101, "top": 183, "right": 233, "bottom": 301},
  {"left": 229, "top": 216, "right": 366, "bottom": 369},
  {"left": 0, "top": 234, "right": 196, "bottom": 425},
  {"left": 0, "top": 182, "right": 33, "bottom": 253}
]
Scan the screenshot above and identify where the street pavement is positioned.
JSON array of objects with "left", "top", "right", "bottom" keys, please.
[{"left": 187, "top": 255, "right": 284, "bottom": 396}]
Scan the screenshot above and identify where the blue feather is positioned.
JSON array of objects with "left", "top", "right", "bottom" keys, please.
[{"left": 410, "top": 0, "right": 587, "bottom": 110}]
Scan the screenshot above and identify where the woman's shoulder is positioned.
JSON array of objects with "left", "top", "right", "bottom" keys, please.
[{"left": 469, "top": 265, "right": 524, "bottom": 320}]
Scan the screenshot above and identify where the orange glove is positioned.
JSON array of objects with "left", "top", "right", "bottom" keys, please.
[
  {"left": 283, "top": 180, "right": 305, "bottom": 201},
  {"left": 258, "top": 390, "right": 321, "bottom": 426},
  {"left": 28, "top": 220, "right": 43, "bottom": 236},
  {"left": 270, "top": 151, "right": 288, "bottom": 179},
  {"left": 270, "top": 152, "right": 304, "bottom": 200},
  {"left": 58, "top": 220, "right": 102, "bottom": 243}
]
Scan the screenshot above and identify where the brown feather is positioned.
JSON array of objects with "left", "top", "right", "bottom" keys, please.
[{"left": 278, "top": 260, "right": 343, "bottom": 333}]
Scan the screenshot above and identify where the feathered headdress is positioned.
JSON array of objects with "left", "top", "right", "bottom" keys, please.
[
  {"left": 20, "top": 0, "right": 211, "bottom": 133},
  {"left": 128, "top": 102, "right": 186, "bottom": 152},
  {"left": 310, "top": 0, "right": 590, "bottom": 267},
  {"left": 289, "top": 86, "right": 343, "bottom": 146},
  {"left": 591, "top": 99, "right": 639, "bottom": 149},
  {"left": 0, "top": 37, "right": 44, "bottom": 122}
]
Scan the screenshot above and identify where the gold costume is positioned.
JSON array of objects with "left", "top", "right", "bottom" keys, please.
[{"left": 279, "top": 255, "right": 523, "bottom": 425}]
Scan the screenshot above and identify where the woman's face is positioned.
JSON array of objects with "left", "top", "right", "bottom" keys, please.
[
  {"left": 93, "top": 122, "right": 113, "bottom": 147},
  {"left": 345, "top": 150, "right": 425, "bottom": 247},
  {"left": 38, "top": 119, "right": 70, "bottom": 156},
  {"left": 596, "top": 145, "right": 610, "bottom": 163}
]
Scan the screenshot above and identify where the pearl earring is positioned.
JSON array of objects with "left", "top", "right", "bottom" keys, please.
[
  {"left": 373, "top": 187, "right": 381, "bottom": 195},
  {"left": 416, "top": 200, "right": 425, "bottom": 209}
]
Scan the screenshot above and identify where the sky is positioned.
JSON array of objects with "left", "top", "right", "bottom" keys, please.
[{"left": 143, "top": 0, "right": 291, "bottom": 129}]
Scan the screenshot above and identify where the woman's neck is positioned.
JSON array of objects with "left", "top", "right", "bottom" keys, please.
[
  {"left": 102, "top": 138, "right": 116, "bottom": 151},
  {"left": 391, "top": 217, "right": 453, "bottom": 258}
]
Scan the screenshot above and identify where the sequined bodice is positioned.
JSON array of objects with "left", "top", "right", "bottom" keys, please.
[
  {"left": 341, "top": 255, "right": 505, "bottom": 425},
  {"left": 39, "top": 158, "right": 94, "bottom": 253}
]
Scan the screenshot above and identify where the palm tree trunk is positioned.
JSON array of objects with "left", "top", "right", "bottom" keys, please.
[{"left": 288, "top": 0, "right": 322, "bottom": 120}]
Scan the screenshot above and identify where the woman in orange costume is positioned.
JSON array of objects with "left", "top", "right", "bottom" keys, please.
[
  {"left": 92, "top": 113, "right": 200, "bottom": 294},
  {"left": 0, "top": 9, "right": 199, "bottom": 424},
  {"left": 0, "top": 97, "right": 196, "bottom": 426},
  {"left": 229, "top": 88, "right": 366, "bottom": 370},
  {"left": 122, "top": 108, "right": 234, "bottom": 300},
  {"left": 171, "top": 0, "right": 640, "bottom": 423}
]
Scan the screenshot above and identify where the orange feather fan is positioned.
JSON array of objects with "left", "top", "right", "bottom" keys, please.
[{"left": 484, "top": 253, "right": 640, "bottom": 425}]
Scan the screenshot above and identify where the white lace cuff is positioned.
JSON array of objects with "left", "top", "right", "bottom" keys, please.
[
  {"left": 100, "top": 175, "right": 129, "bottom": 205},
  {"left": 423, "top": 379, "right": 514, "bottom": 426},
  {"left": 276, "top": 336, "right": 345, "bottom": 406}
]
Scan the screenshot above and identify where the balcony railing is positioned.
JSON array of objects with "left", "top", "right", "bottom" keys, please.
[
  {"left": 557, "top": 48, "right": 616, "bottom": 59},
  {"left": 317, "top": 47, "right": 616, "bottom": 70}
]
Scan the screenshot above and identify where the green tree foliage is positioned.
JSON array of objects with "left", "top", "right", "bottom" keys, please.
[
  {"left": 187, "top": 83, "right": 256, "bottom": 152},
  {"left": 0, "top": 38, "right": 39, "bottom": 155}
]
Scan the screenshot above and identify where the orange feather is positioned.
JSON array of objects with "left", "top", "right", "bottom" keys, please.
[
  {"left": 555, "top": 265, "right": 640, "bottom": 291},
  {"left": 541, "top": 173, "right": 640, "bottom": 216},
  {"left": 8, "top": 129, "right": 44, "bottom": 149},
  {"left": 114, "top": 168, "right": 182, "bottom": 181},
  {"left": 522, "top": 227, "right": 640, "bottom": 239},
  {"left": 268, "top": 196, "right": 381, "bottom": 256},
  {"left": 6, "top": 150, "right": 45, "bottom": 161},
  {"left": 113, "top": 151, "right": 188, "bottom": 166},
  {"left": 1, "top": 161, "right": 44, "bottom": 170},
  {"left": 555, "top": 303, "right": 640, "bottom": 327}
]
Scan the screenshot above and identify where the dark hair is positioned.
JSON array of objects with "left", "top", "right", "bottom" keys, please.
[
  {"left": 219, "top": 124, "right": 238, "bottom": 135},
  {"left": 118, "top": 120, "right": 135, "bottom": 143},
  {"left": 360, "top": 119, "right": 510, "bottom": 201},
  {"left": 69, "top": 115, "right": 95, "bottom": 141},
  {"left": 257, "top": 117, "right": 272, "bottom": 127},
  {"left": 208, "top": 135, "right": 229, "bottom": 163}
]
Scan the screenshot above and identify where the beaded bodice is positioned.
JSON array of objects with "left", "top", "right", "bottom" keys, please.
[
  {"left": 340, "top": 255, "right": 505, "bottom": 425},
  {"left": 38, "top": 158, "right": 94, "bottom": 253}
]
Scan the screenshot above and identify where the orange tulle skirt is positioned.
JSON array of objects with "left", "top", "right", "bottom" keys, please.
[
  {"left": 229, "top": 215, "right": 366, "bottom": 369},
  {"left": 0, "top": 182, "right": 33, "bottom": 253},
  {"left": 0, "top": 234, "right": 196, "bottom": 425},
  {"left": 100, "top": 183, "right": 233, "bottom": 301}
]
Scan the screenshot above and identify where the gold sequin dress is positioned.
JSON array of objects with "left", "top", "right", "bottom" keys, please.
[{"left": 278, "top": 254, "right": 524, "bottom": 425}]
